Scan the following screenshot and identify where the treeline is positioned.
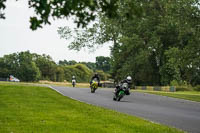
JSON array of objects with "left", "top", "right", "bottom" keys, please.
[
  {"left": 59, "top": 56, "right": 111, "bottom": 72},
  {"left": 0, "top": 51, "right": 110, "bottom": 82}
]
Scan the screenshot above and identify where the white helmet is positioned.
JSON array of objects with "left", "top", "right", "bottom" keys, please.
[{"left": 127, "top": 76, "right": 132, "bottom": 83}]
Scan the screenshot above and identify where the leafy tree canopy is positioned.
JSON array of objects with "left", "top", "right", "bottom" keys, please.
[
  {"left": 96, "top": 56, "right": 111, "bottom": 72},
  {"left": 58, "top": 0, "right": 200, "bottom": 86},
  {"left": 0, "top": 0, "right": 119, "bottom": 30}
]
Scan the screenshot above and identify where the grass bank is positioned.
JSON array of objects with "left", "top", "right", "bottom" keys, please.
[
  {"left": 0, "top": 83, "right": 183, "bottom": 133},
  {"left": 134, "top": 90, "right": 200, "bottom": 102}
]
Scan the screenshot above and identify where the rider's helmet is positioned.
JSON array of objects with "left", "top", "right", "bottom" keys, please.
[
  {"left": 126, "top": 76, "right": 132, "bottom": 83},
  {"left": 94, "top": 73, "right": 98, "bottom": 77},
  {"left": 72, "top": 75, "right": 75, "bottom": 79}
]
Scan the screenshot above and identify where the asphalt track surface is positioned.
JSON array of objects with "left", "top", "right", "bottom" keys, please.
[{"left": 50, "top": 86, "right": 200, "bottom": 133}]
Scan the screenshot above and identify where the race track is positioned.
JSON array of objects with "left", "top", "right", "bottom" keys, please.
[{"left": 49, "top": 86, "right": 200, "bottom": 133}]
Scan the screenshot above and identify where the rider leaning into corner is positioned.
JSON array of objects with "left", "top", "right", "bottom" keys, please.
[
  {"left": 114, "top": 76, "right": 132, "bottom": 96},
  {"left": 90, "top": 73, "right": 100, "bottom": 86}
]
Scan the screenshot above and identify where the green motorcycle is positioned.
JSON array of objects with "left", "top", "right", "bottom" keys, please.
[{"left": 113, "top": 83, "right": 128, "bottom": 101}]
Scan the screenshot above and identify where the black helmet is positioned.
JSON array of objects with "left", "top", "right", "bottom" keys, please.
[{"left": 94, "top": 73, "right": 98, "bottom": 77}]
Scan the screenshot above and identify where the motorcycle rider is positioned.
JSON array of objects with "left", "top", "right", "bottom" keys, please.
[
  {"left": 72, "top": 76, "right": 76, "bottom": 86},
  {"left": 90, "top": 73, "right": 100, "bottom": 86},
  {"left": 114, "top": 76, "right": 132, "bottom": 96}
]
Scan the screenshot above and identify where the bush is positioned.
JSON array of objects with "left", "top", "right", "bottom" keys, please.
[
  {"left": 62, "top": 64, "right": 93, "bottom": 82},
  {"left": 170, "top": 80, "right": 179, "bottom": 86},
  {"left": 175, "top": 86, "right": 193, "bottom": 91},
  {"left": 170, "top": 80, "right": 188, "bottom": 86},
  {"left": 194, "top": 85, "right": 200, "bottom": 91},
  {"left": 170, "top": 80, "right": 193, "bottom": 91},
  {"left": 96, "top": 70, "right": 110, "bottom": 81}
]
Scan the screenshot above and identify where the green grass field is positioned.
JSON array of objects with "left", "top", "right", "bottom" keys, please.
[
  {"left": 0, "top": 83, "right": 184, "bottom": 133},
  {"left": 134, "top": 90, "right": 200, "bottom": 102}
]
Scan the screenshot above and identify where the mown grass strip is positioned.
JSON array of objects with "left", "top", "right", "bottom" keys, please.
[
  {"left": 0, "top": 83, "right": 183, "bottom": 133},
  {"left": 134, "top": 90, "right": 200, "bottom": 102},
  {"left": 38, "top": 80, "right": 90, "bottom": 88}
]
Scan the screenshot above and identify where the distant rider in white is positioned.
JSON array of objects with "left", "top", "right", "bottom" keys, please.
[{"left": 72, "top": 76, "right": 76, "bottom": 87}]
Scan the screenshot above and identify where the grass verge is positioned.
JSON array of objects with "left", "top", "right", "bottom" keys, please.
[
  {"left": 38, "top": 80, "right": 90, "bottom": 88},
  {"left": 0, "top": 83, "right": 183, "bottom": 133},
  {"left": 134, "top": 90, "right": 200, "bottom": 102}
]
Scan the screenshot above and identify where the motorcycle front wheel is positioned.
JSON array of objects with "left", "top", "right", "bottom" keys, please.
[
  {"left": 91, "top": 87, "right": 95, "bottom": 93},
  {"left": 117, "top": 91, "right": 125, "bottom": 101}
]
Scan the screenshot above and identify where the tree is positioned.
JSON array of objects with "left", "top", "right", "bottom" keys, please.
[
  {"left": 58, "top": 0, "right": 200, "bottom": 86},
  {"left": 0, "top": 57, "right": 10, "bottom": 78},
  {"left": 79, "top": 62, "right": 96, "bottom": 71},
  {"left": 57, "top": 14, "right": 120, "bottom": 51},
  {"left": 96, "top": 56, "right": 111, "bottom": 72},
  {"left": 59, "top": 60, "right": 77, "bottom": 66},
  {"left": 62, "top": 64, "right": 93, "bottom": 82},
  {"left": 96, "top": 70, "right": 110, "bottom": 81},
  {"left": 18, "top": 61, "right": 41, "bottom": 82},
  {"left": 3, "top": 53, "right": 19, "bottom": 77},
  {"left": 55, "top": 66, "right": 64, "bottom": 82},
  {"left": 15, "top": 51, "right": 41, "bottom": 81},
  {"left": 0, "top": 51, "right": 42, "bottom": 81},
  {"left": 34, "top": 54, "right": 57, "bottom": 81},
  {"left": 0, "top": 0, "right": 119, "bottom": 30}
]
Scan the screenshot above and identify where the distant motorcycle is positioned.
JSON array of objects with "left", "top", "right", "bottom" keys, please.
[
  {"left": 113, "top": 82, "right": 129, "bottom": 101},
  {"left": 90, "top": 78, "right": 98, "bottom": 93},
  {"left": 72, "top": 79, "right": 76, "bottom": 87}
]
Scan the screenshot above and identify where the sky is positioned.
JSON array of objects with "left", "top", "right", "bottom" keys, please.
[{"left": 0, "top": 0, "right": 112, "bottom": 63}]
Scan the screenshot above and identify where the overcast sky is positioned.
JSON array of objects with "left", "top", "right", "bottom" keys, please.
[{"left": 0, "top": 0, "right": 111, "bottom": 63}]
